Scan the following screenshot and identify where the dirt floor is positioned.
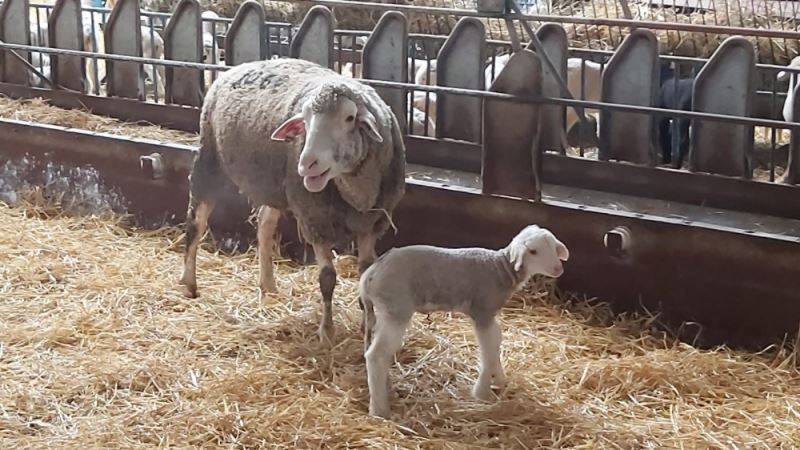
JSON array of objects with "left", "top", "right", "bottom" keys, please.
[{"left": 1, "top": 202, "right": 799, "bottom": 448}]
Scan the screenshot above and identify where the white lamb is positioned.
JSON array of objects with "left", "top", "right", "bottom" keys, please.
[{"left": 360, "top": 224, "right": 570, "bottom": 419}]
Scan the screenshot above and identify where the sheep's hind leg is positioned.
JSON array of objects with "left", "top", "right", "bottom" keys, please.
[
  {"left": 257, "top": 206, "right": 281, "bottom": 295},
  {"left": 365, "top": 313, "right": 409, "bottom": 419},
  {"left": 472, "top": 317, "right": 505, "bottom": 401},
  {"left": 356, "top": 232, "right": 378, "bottom": 334},
  {"left": 313, "top": 243, "right": 336, "bottom": 344},
  {"left": 180, "top": 198, "right": 215, "bottom": 298}
]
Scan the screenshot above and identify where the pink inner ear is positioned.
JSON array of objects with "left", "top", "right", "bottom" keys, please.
[
  {"left": 557, "top": 243, "right": 570, "bottom": 261},
  {"left": 271, "top": 117, "right": 306, "bottom": 141}
]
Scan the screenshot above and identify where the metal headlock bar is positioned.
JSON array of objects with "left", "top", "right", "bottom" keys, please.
[{"left": 4, "top": 41, "right": 799, "bottom": 131}]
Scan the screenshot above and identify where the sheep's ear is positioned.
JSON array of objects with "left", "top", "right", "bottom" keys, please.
[
  {"left": 357, "top": 106, "right": 383, "bottom": 143},
  {"left": 555, "top": 239, "right": 570, "bottom": 262},
  {"left": 777, "top": 70, "right": 789, "bottom": 82},
  {"left": 271, "top": 114, "right": 306, "bottom": 141}
]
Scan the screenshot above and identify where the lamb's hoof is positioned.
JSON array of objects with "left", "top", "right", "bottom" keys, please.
[
  {"left": 472, "top": 383, "right": 494, "bottom": 401},
  {"left": 369, "top": 404, "right": 391, "bottom": 419},
  {"left": 318, "top": 323, "right": 335, "bottom": 345},
  {"left": 179, "top": 282, "right": 197, "bottom": 299}
]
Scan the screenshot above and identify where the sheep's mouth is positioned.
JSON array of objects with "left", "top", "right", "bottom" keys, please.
[{"left": 303, "top": 168, "right": 331, "bottom": 192}]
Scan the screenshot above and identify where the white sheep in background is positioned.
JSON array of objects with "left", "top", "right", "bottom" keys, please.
[
  {"left": 201, "top": 10, "right": 222, "bottom": 65},
  {"left": 408, "top": 91, "right": 437, "bottom": 137},
  {"left": 410, "top": 106, "right": 435, "bottom": 137},
  {"left": 483, "top": 55, "right": 602, "bottom": 145},
  {"left": 412, "top": 58, "right": 436, "bottom": 86},
  {"left": 565, "top": 58, "right": 603, "bottom": 137},
  {"left": 360, "top": 224, "right": 569, "bottom": 419},
  {"left": 777, "top": 56, "right": 800, "bottom": 122}
]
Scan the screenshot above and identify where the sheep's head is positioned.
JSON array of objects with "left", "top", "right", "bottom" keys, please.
[
  {"left": 270, "top": 82, "right": 383, "bottom": 193},
  {"left": 506, "top": 224, "right": 569, "bottom": 280},
  {"left": 777, "top": 56, "right": 800, "bottom": 82}
]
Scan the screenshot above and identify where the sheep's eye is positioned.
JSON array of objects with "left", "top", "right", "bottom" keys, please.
[
  {"left": 529, "top": 249, "right": 538, "bottom": 255},
  {"left": 346, "top": 115, "right": 355, "bottom": 122}
]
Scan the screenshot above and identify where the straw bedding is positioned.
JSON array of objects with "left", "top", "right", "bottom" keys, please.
[{"left": 2, "top": 193, "right": 800, "bottom": 448}]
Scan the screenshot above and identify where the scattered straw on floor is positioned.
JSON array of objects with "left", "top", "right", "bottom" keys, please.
[
  {"left": 0, "top": 96, "right": 199, "bottom": 146},
  {"left": 1, "top": 202, "right": 800, "bottom": 448}
]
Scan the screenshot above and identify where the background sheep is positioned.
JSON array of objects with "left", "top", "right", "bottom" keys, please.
[
  {"left": 778, "top": 56, "right": 800, "bottom": 123},
  {"left": 484, "top": 55, "right": 602, "bottom": 147},
  {"left": 180, "top": 58, "right": 406, "bottom": 344},
  {"left": 657, "top": 61, "right": 694, "bottom": 167},
  {"left": 360, "top": 224, "right": 569, "bottom": 419}
]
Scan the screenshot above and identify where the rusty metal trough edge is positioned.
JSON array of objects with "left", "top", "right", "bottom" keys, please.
[{"left": 1, "top": 117, "right": 799, "bottom": 348}]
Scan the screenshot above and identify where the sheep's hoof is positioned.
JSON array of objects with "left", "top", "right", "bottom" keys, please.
[
  {"left": 179, "top": 282, "right": 198, "bottom": 299},
  {"left": 260, "top": 281, "right": 278, "bottom": 296},
  {"left": 318, "top": 323, "right": 335, "bottom": 345},
  {"left": 472, "top": 383, "right": 494, "bottom": 401}
]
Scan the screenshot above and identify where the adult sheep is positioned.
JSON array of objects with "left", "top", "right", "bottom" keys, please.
[{"left": 180, "top": 58, "right": 406, "bottom": 344}]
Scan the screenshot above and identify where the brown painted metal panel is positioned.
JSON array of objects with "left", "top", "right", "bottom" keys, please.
[
  {"left": 690, "top": 37, "right": 756, "bottom": 178},
  {"left": 163, "top": 0, "right": 204, "bottom": 107},
  {"left": 224, "top": 1, "right": 265, "bottom": 66},
  {"left": 48, "top": 0, "right": 85, "bottom": 92},
  {"left": 599, "top": 29, "right": 659, "bottom": 166},
  {"left": 435, "top": 17, "right": 485, "bottom": 143},
  {"left": 104, "top": 0, "right": 144, "bottom": 99},
  {"left": 2, "top": 120, "right": 800, "bottom": 347},
  {"left": 533, "top": 23, "right": 567, "bottom": 155},
  {"left": 362, "top": 12, "right": 408, "bottom": 132},
  {"left": 0, "top": 0, "right": 30, "bottom": 85},
  {"left": 482, "top": 49, "right": 542, "bottom": 200},
  {"left": 289, "top": 5, "right": 335, "bottom": 69}
]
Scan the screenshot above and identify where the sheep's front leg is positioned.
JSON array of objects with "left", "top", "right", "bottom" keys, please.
[
  {"left": 365, "top": 314, "right": 409, "bottom": 419},
  {"left": 472, "top": 317, "right": 505, "bottom": 401},
  {"left": 356, "top": 232, "right": 378, "bottom": 335},
  {"left": 313, "top": 243, "right": 336, "bottom": 344},
  {"left": 257, "top": 206, "right": 281, "bottom": 295}
]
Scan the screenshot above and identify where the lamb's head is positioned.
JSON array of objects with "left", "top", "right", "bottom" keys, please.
[
  {"left": 777, "top": 56, "right": 800, "bottom": 82},
  {"left": 270, "top": 81, "right": 384, "bottom": 193},
  {"left": 506, "top": 224, "right": 569, "bottom": 280}
]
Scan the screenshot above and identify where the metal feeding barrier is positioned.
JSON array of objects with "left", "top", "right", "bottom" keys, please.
[{"left": 1, "top": 0, "right": 800, "bottom": 348}]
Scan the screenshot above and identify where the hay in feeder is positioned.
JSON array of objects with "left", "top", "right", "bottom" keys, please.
[
  {"left": 1, "top": 198, "right": 800, "bottom": 447},
  {"left": 0, "top": 96, "right": 199, "bottom": 145}
]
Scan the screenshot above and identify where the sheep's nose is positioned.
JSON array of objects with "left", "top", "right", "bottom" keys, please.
[
  {"left": 552, "top": 265, "right": 564, "bottom": 277},
  {"left": 298, "top": 155, "right": 319, "bottom": 176}
]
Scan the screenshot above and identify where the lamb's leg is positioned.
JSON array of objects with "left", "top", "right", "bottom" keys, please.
[
  {"left": 356, "top": 232, "right": 378, "bottom": 334},
  {"left": 365, "top": 313, "right": 409, "bottom": 419},
  {"left": 180, "top": 198, "right": 214, "bottom": 298},
  {"left": 362, "top": 295, "right": 377, "bottom": 355},
  {"left": 472, "top": 317, "right": 504, "bottom": 401},
  {"left": 257, "top": 206, "right": 281, "bottom": 295},
  {"left": 313, "top": 243, "right": 336, "bottom": 344}
]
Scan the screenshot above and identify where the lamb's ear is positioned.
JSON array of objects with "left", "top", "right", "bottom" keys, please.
[
  {"left": 508, "top": 239, "right": 526, "bottom": 272},
  {"left": 554, "top": 238, "right": 570, "bottom": 262},
  {"left": 357, "top": 105, "right": 383, "bottom": 143},
  {"left": 271, "top": 113, "right": 306, "bottom": 141}
]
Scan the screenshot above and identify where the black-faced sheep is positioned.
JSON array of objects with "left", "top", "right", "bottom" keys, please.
[
  {"left": 359, "top": 224, "right": 569, "bottom": 418},
  {"left": 180, "top": 58, "right": 406, "bottom": 344}
]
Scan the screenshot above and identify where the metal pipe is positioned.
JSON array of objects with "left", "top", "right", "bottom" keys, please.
[{"left": 0, "top": 44, "right": 795, "bottom": 130}]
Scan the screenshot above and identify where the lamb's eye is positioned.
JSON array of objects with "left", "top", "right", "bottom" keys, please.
[
  {"left": 346, "top": 115, "right": 355, "bottom": 122},
  {"left": 529, "top": 249, "right": 538, "bottom": 255}
]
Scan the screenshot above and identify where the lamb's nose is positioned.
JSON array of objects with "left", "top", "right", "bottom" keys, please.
[
  {"left": 552, "top": 265, "right": 564, "bottom": 277},
  {"left": 298, "top": 156, "right": 318, "bottom": 176}
]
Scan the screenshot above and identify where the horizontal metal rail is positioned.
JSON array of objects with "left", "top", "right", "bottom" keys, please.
[{"left": 311, "top": 0, "right": 800, "bottom": 40}]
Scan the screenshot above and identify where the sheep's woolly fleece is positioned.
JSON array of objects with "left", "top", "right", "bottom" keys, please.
[{"left": 1, "top": 200, "right": 800, "bottom": 448}]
